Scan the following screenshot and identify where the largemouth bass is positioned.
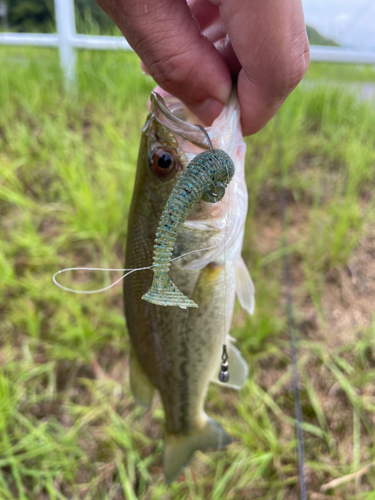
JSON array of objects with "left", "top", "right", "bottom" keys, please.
[{"left": 124, "top": 92, "right": 254, "bottom": 483}]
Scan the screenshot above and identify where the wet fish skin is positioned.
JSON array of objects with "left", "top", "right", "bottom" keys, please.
[{"left": 124, "top": 92, "right": 252, "bottom": 483}]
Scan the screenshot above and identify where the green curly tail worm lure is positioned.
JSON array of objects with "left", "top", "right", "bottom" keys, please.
[{"left": 142, "top": 128, "right": 235, "bottom": 308}]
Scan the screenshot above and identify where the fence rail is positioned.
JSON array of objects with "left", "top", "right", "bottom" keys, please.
[{"left": 1, "top": 0, "right": 375, "bottom": 83}]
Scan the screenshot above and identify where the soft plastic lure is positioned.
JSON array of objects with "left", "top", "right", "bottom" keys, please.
[{"left": 142, "top": 133, "right": 235, "bottom": 308}]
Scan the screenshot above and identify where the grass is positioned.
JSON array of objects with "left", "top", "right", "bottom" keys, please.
[
  {"left": 305, "top": 62, "right": 375, "bottom": 83},
  {"left": 1, "top": 46, "right": 375, "bottom": 499}
]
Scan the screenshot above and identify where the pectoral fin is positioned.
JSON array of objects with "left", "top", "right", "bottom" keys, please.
[
  {"left": 236, "top": 256, "right": 255, "bottom": 315},
  {"left": 129, "top": 348, "right": 155, "bottom": 408},
  {"left": 210, "top": 342, "right": 248, "bottom": 390}
]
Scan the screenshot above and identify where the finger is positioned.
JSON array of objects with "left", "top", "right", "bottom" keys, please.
[
  {"left": 187, "top": 0, "right": 220, "bottom": 31},
  {"left": 203, "top": 21, "right": 226, "bottom": 44},
  {"left": 140, "top": 60, "right": 149, "bottom": 75},
  {"left": 94, "top": 0, "right": 231, "bottom": 125},
  {"left": 210, "top": 0, "right": 310, "bottom": 135},
  {"left": 152, "top": 86, "right": 173, "bottom": 99},
  {"left": 202, "top": 22, "right": 241, "bottom": 76},
  {"left": 213, "top": 36, "right": 241, "bottom": 77}
]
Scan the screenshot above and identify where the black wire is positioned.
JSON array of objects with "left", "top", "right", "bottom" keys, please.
[{"left": 276, "top": 118, "right": 307, "bottom": 500}]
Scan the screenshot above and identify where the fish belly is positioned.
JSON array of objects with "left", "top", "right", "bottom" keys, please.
[
  {"left": 125, "top": 253, "right": 235, "bottom": 432},
  {"left": 167, "top": 261, "right": 235, "bottom": 430}
]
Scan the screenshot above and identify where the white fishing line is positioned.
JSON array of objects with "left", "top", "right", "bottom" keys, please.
[
  {"left": 52, "top": 241, "right": 223, "bottom": 294},
  {"left": 175, "top": 157, "right": 232, "bottom": 357},
  {"left": 213, "top": 156, "right": 237, "bottom": 460},
  {"left": 222, "top": 160, "right": 230, "bottom": 345},
  {"left": 52, "top": 134, "right": 239, "bottom": 466},
  {"left": 177, "top": 150, "right": 240, "bottom": 465},
  {"left": 179, "top": 163, "right": 244, "bottom": 466},
  {"left": 171, "top": 150, "right": 232, "bottom": 363},
  {"left": 52, "top": 266, "right": 149, "bottom": 294}
]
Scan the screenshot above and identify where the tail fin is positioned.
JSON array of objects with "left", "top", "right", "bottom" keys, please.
[
  {"left": 163, "top": 417, "right": 232, "bottom": 484},
  {"left": 142, "top": 276, "right": 198, "bottom": 308}
]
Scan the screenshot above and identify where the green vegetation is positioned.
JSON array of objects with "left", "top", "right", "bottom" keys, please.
[
  {"left": 3, "top": 0, "right": 115, "bottom": 34},
  {"left": 4, "top": 0, "right": 54, "bottom": 33},
  {"left": 1, "top": 47, "right": 375, "bottom": 499},
  {"left": 306, "top": 26, "right": 339, "bottom": 47},
  {"left": 305, "top": 62, "right": 375, "bottom": 84}
]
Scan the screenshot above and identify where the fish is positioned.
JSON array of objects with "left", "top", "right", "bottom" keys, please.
[{"left": 124, "top": 91, "right": 255, "bottom": 484}]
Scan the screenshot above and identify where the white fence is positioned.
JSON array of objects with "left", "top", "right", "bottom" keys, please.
[{"left": 1, "top": 0, "right": 375, "bottom": 84}]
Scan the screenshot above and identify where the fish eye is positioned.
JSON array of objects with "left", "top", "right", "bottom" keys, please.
[{"left": 150, "top": 148, "right": 177, "bottom": 178}]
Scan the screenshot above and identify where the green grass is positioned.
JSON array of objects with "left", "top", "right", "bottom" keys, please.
[
  {"left": 1, "top": 47, "right": 375, "bottom": 499},
  {"left": 304, "top": 62, "right": 375, "bottom": 83}
]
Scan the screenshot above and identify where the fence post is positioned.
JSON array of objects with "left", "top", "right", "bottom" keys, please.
[{"left": 54, "top": 0, "right": 77, "bottom": 84}]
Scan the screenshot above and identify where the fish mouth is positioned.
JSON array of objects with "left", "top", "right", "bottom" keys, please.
[
  {"left": 148, "top": 90, "right": 247, "bottom": 271},
  {"left": 150, "top": 92, "right": 212, "bottom": 151}
]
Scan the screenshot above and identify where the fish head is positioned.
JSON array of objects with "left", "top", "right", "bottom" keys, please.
[{"left": 135, "top": 91, "right": 247, "bottom": 269}]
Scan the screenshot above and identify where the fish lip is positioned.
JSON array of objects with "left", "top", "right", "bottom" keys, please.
[{"left": 150, "top": 92, "right": 212, "bottom": 150}]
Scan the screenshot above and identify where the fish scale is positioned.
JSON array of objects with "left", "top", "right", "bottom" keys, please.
[{"left": 124, "top": 92, "right": 252, "bottom": 484}]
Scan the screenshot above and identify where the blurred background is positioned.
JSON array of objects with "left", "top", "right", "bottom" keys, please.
[
  {"left": 0, "top": 0, "right": 112, "bottom": 33},
  {"left": 1, "top": 1, "right": 375, "bottom": 499},
  {"left": 2, "top": 0, "right": 375, "bottom": 47}
]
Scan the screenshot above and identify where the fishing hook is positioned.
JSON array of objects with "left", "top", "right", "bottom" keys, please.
[{"left": 195, "top": 124, "right": 214, "bottom": 151}]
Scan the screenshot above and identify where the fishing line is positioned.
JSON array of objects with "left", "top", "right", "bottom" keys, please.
[
  {"left": 52, "top": 266, "right": 147, "bottom": 294},
  {"left": 52, "top": 128, "right": 246, "bottom": 480},
  {"left": 276, "top": 116, "right": 307, "bottom": 500},
  {"left": 185, "top": 125, "right": 237, "bottom": 462},
  {"left": 188, "top": 124, "right": 243, "bottom": 464},
  {"left": 179, "top": 152, "right": 231, "bottom": 360},
  {"left": 52, "top": 241, "right": 224, "bottom": 294},
  {"left": 215, "top": 154, "right": 247, "bottom": 467},
  {"left": 54, "top": 124, "right": 237, "bottom": 464},
  {"left": 218, "top": 157, "right": 231, "bottom": 384},
  {"left": 178, "top": 125, "right": 231, "bottom": 382}
]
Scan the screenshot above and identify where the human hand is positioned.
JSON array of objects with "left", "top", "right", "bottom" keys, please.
[{"left": 94, "top": 0, "right": 310, "bottom": 136}]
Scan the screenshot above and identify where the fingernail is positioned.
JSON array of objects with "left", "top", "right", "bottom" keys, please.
[{"left": 190, "top": 98, "right": 225, "bottom": 126}]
